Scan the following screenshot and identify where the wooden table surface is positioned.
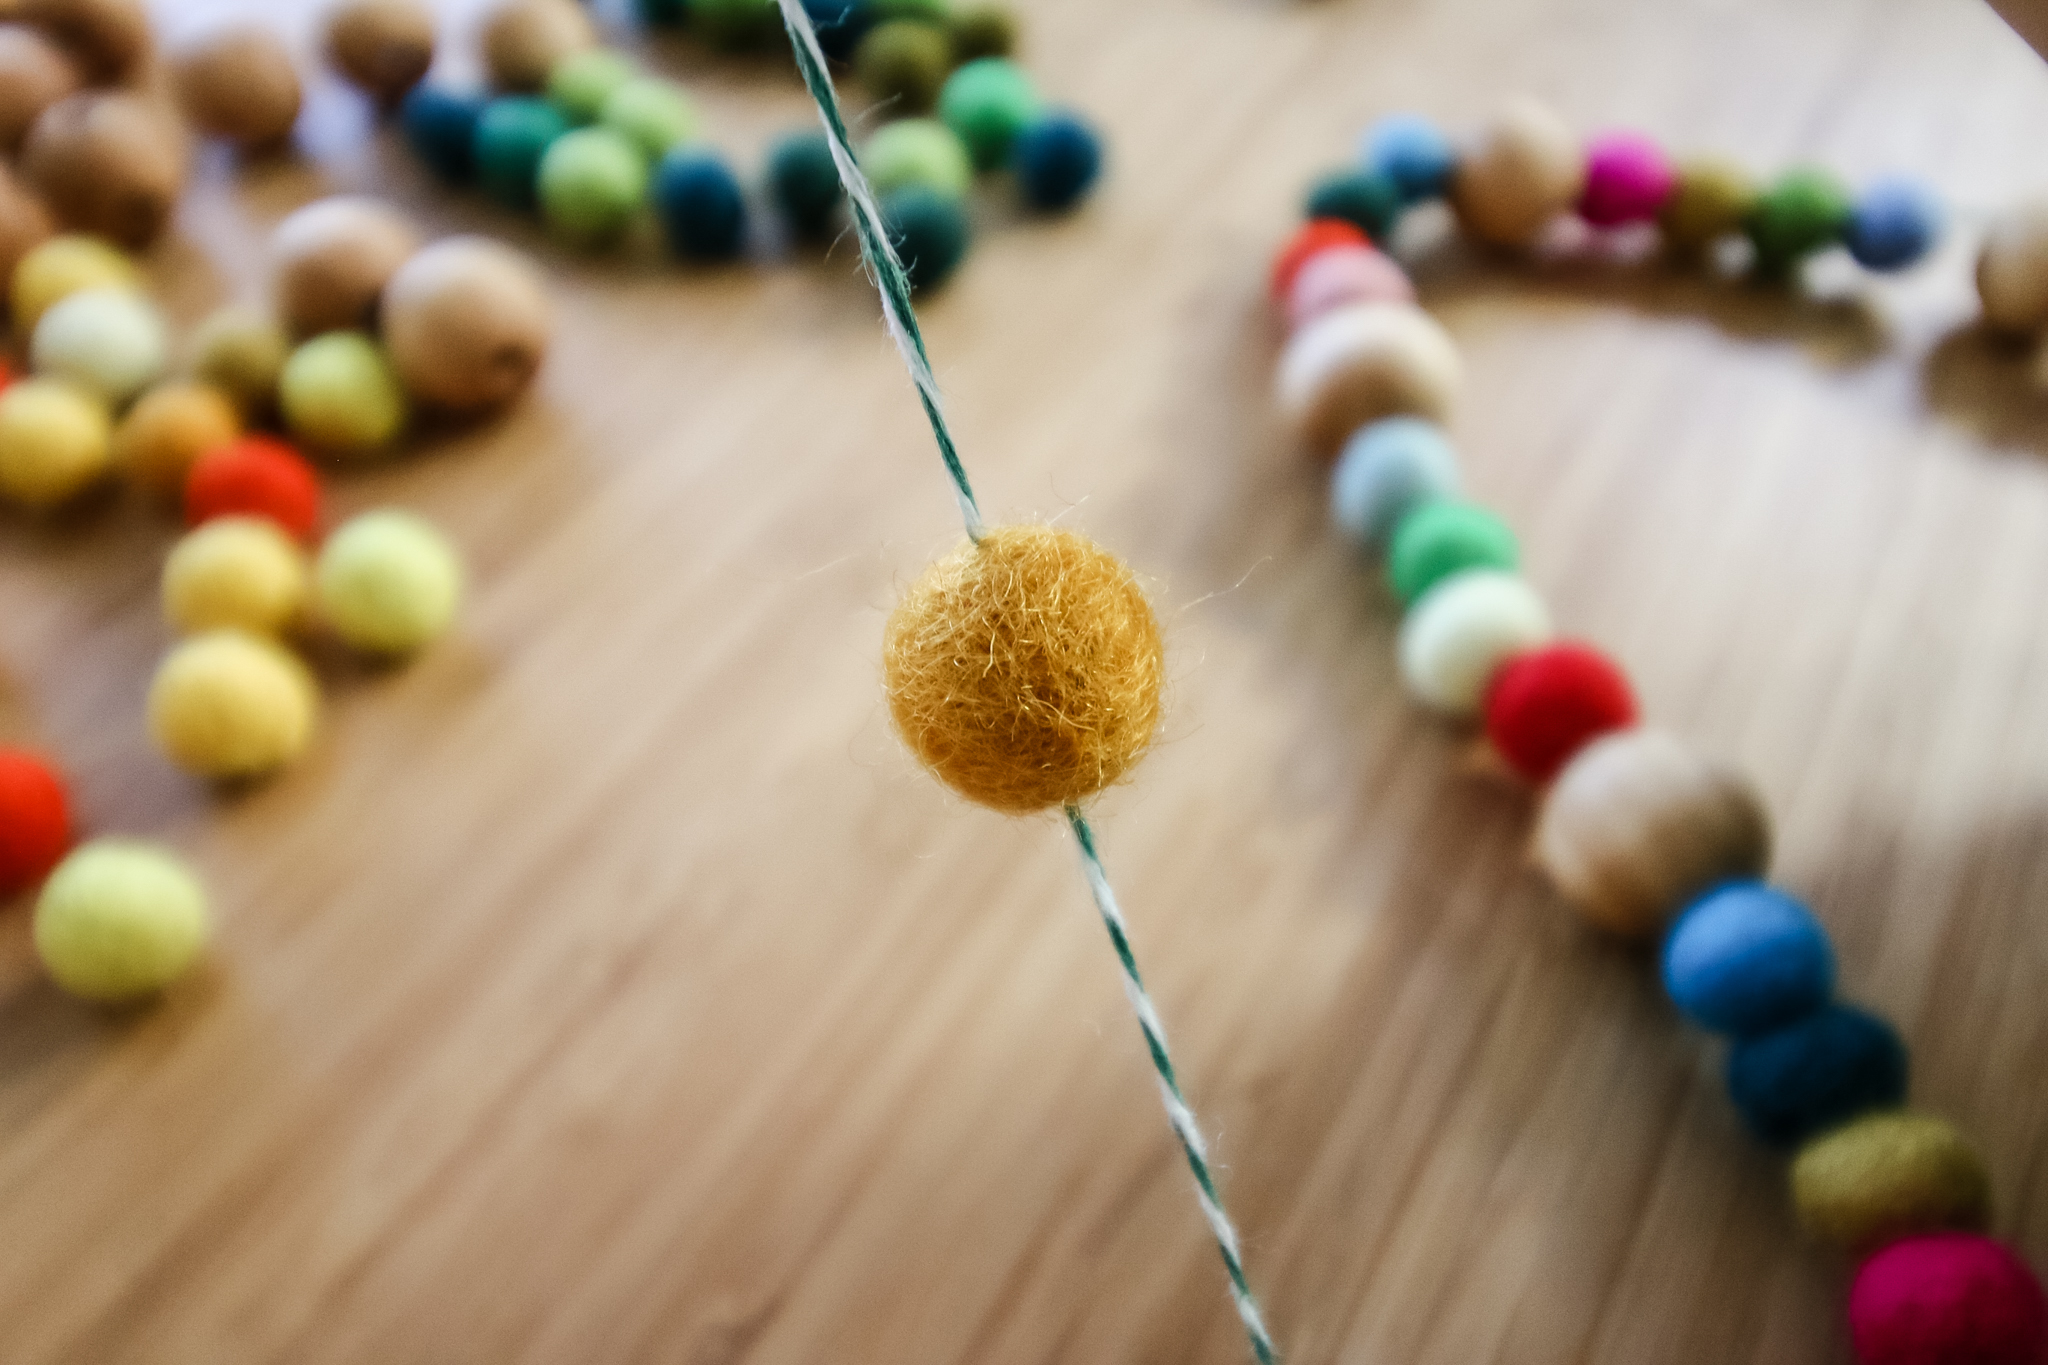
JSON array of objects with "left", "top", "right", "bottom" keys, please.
[{"left": 5, "top": 0, "right": 2048, "bottom": 1361}]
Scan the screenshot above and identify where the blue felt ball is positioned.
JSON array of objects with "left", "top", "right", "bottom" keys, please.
[
  {"left": 402, "top": 84, "right": 488, "bottom": 185},
  {"left": 1726, "top": 1003, "right": 1908, "bottom": 1148},
  {"left": 1663, "top": 882, "right": 1836, "bottom": 1036},
  {"left": 803, "top": 0, "right": 873, "bottom": 59},
  {"left": 1330, "top": 417, "right": 1462, "bottom": 548},
  {"left": 1844, "top": 177, "right": 1944, "bottom": 272},
  {"left": 1362, "top": 113, "right": 1458, "bottom": 204},
  {"left": 654, "top": 150, "right": 749, "bottom": 261},
  {"left": 1012, "top": 111, "right": 1102, "bottom": 213},
  {"left": 882, "top": 187, "right": 970, "bottom": 291}
]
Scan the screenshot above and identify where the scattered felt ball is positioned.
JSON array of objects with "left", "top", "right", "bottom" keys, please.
[
  {"left": 1662, "top": 881, "right": 1835, "bottom": 1036},
  {"left": 0, "top": 24, "right": 78, "bottom": 152},
  {"left": 401, "top": 83, "right": 488, "bottom": 183},
  {"left": 1849, "top": 1234, "right": 2048, "bottom": 1365},
  {"left": 1792, "top": 1112, "right": 1992, "bottom": 1250},
  {"left": 473, "top": 95, "right": 569, "bottom": 209},
  {"left": 270, "top": 195, "right": 420, "bottom": 337},
  {"left": 1362, "top": 112, "right": 1457, "bottom": 203},
  {"left": 1483, "top": 642, "right": 1637, "bottom": 784},
  {"left": 653, "top": 149, "right": 747, "bottom": 262},
  {"left": 278, "top": 331, "right": 408, "bottom": 456},
  {"left": 0, "top": 376, "right": 109, "bottom": 508},
  {"left": 1286, "top": 244, "right": 1416, "bottom": 330},
  {"left": 382, "top": 236, "right": 550, "bottom": 412},
  {"left": 1012, "top": 110, "right": 1102, "bottom": 213},
  {"left": 1746, "top": 168, "right": 1852, "bottom": 278},
  {"left": 20, "top": 90, "right": 188, "bottom": 250},
  {"left": 1578, "top": 131, "right": 1675, "bottom": 228},
  {"left": 949, "top": 2, "right": 1016, "bottom": 61},
  {"left": 1844, "top": 177, "right": 1943, "bottom": 272},
  {"left": 1270, "top": 218, "right": 1371, "bottom": 300},
  {"left": 184, "top": 435, "right": 322, "bottom": 540},
  {"left": 546, "top": 47, "right": 635, "bottom": 125},
  {"left": 1387, "top": 497, "right": 1518, "bottom": 605},
  {"left": 162, "top": 515, "right": 308, "bottom": 637},
  {"left": 0, "top": 747, "right": 70, "bottom": 895},
  {"left": 324, "top": 0, "right": 436, "bottom": 106},
  {"left": 0, "top": 163, "right": 55, "bottom": 289},
  {"left": 1305, "top": 168, "right": 1402, "bottom": 243},
  {"left": 148, "top": 629, "right": 318, "bottom": 780},
  {"left": 865, "top": 118, "right": 973, "bottom": 201},
  {"left": 29, "top": 285, "right": 165, "bottom": 403},
  {"left": 33, "top": 839, "right": 209, "bottom": 1002},
  {"left": 114, "top": 381, "right": 240, "bottom": 495},
  {"left": 1396, "top": 569, "right": 1551, "bottom": 716},
  {"left": 801, "top": 0, "right": 872, "bottom": 59},
  {"left": 1451, "top": 97, "right": 1585, "bottom": 249},
  {"left": 187, "top": 305, "right": 290, "bottom": 417},
  {"left": 1329, "top": 415, "right": 1460, "bottom": 547},
  {"left": 1659, "top": 155, "right": 1757, "bottom": 254},
  {"left": 855, "top": 19, "right": 952, "bottom": 113},
  {"left": 599, "top": 77, "right": 699, "bottom": 163},
  {"left": 1275, "top": 302, "right": 1463, "bottom": 455},
  {"left": 315, "top": 509, "right": 463, "bottom": 656},
  {"left": 480, "top": 0, "right": 593, "bottom": 92},
  {"left": 884, "top": 524, "right": 1162, "bottom": 812},
  {"left": 766, "top": 130, "right": 843, "bottom": 238},
  {"left": 938, "top": 57, "right": 1038, "bottom": 171},
  {"left": 537, "top": 126, "right": 648, "bottom": 246},
  {"left": 10, "top": 231, "right": 136, "bottom": 335},
  {"left": 170, "top": 22, "right": 302, "bottom": 151},
  {"left": 1977, "top": 200, "right": 2048, "bottom": 334},
  {"left": 1726, "top": 1004, "right": 1908, "bottom": 1149},
  {"left": 881, "top": 186, "right": 970, "bottom": 291}
]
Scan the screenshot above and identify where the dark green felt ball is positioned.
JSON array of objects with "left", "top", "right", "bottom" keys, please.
[
  {"left": 767, "top": 131, "right": 844, "bottom": 238},
  {"left": 882, "top": 186, "right": 969, "bottom": 291}
]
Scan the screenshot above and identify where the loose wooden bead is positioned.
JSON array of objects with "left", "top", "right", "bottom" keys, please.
[
  {"left": 1578, "top": 131, "right": 1674, "bottom": 227},
  {"left": 270, "top": 195, "right": 420, "bottom": 337},
  {"left": 0, "top": 24, "right": 76, "bottom": 151},
  {"left": 171, "top": 24, "right": 303, "bottom": 152},
  {"left": 0, "top": 376, "right": 109, "bottom": 508},
  {"left": 0, "top": 747, "right": 69, "bottom": 894},
  {"left": 163, "top": 515, "right": 308, "bottom": 637},
  {"left": 0, "top": 163, "right": 54, "bottom": 290},
  {"left": 1849, "top": 1234, "right": 2047, "bottom": 1365},
  {"left": 34, "top": 840, "right": 208, "bottom": 1001},
  {"left": 10, "top": 231, "right": 134, "bottom": 335},
  {"left": 402, "top": 83, "right": 486, "bottom": 183},
  {"left": 480, "top": 0, "right": 593, "bottom": 93},
  {"left": 1727, "top": 1004, "right": 1907, "bottom": 1148},
  {"left": 654, "top": 150, "right": 747, "bottom": 261},
  {"left": 800, "top": 0, "right": 871, "bottom": 58},
  {"left": 184, "top": 435, "right": 321, "bottom": 540},
  {"left": 382, "top": 236, "right": 550, "bottom": 412},
  {"left": 1387, "top": 497, "right": 1518, "bottom": 606},
  {"left": 148, "top": 629, "right": 318, "bottom": 780},
  {"left": 324, "top": 0, "right": 435, "bottom": 106},
  {"left": 1329, "top": 415, "right": 1460, "bottom": 547},
  {"left": 855, "top": 19, "right": 951, "bottom": 113},
  {"left": 30, "top": 285, "right": 165, "bottom": 403},
  {"left": 1659, "top": 156, "right": 1756, "bottom": 254},
  {"left": 1483, "top": 641, "right": 1636, "bottom": 783},
  {"left": 1275, "top": 302, "right": 1462, "bottom": 456},
  {"left": 1793, "top": 1112, "right": 1992, "bottom": 1251},
  {"left": 20, "top": 90, "right": 188, "bottom": 249},
  {"left": 766, "top": 130, "right": 843, "bottom": 239},
  {"left": 315, "top": 509, "right": 462, "bottom": 656},
  {"left": 18, "top": 0, "right": 148, "bottom": 81},
  {"left": 1975, "top": 200, "right": 2048, "bottom": 335},
  {"left": 688, "top": 0, "right": 780, "bottom": 50},
  {"left": 938, "top": 57, "right": 1039, "bottom": 171},
  {"left": 278, "top": 331, "right": 408, "bottom": 456},
  {"left": 114, "top": 381, "right": 239, "bottom": 494},
  {"left": 1286, "top": 245, "right": 1416, "bottom": 332},
  {"left": 1397, "top": 569, "right": 1551, "bottom": 716},
  {"left": 1451, "top": 97, "right": 1585, "bottom": 248},
  {"left": 1533, "top": 727, "right": 1772, "bottom": 938},
  {"left": 1662, "top": 881, "right": 1834, "bottom": 1036},
  {"left": 187, "top": 305, "right": 290, "bottom": 416}
]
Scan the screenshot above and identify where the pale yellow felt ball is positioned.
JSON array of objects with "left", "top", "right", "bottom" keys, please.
[
  {"left": 1275, "top": 302, "right": 1463, "bottom": 456},
  {"left": 9, "top": 230, "right": 135, "bottom": 334},
  {"left": 33, "top": 839, "right": 210, "bottom": 1002},
  {"left": 147, "top": 628, "right": 318, "bottom": 780},
  {"left": 1397, "top": 568, "right": 1552, "bottom": 716},
  {"left": 29, "top": 283, "right": 165, "bottom": 403},
  {"left": 162, "top": 515, "right": 308, "bottom": 636},
  {"left": 1452, "top": 96, "right": 1586, "bottom": 249},
  {"left": 278, "top": 330, "right": 408, "bottom": 456},
  {"left": 315, "top": 508, "right": 462, "bottom": 655},
  {"left": 0, "top": 374, "right": 109, "bottom": 507},
  {"left": 114, "top": 380, "right": 240, "bottom": 494}
]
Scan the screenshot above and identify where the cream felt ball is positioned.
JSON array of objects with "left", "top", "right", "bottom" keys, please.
[
  {"left": 315, "top": 509, "right": 462, "bottom": 655},
  {"left": 1276, "top": 302, "right": 1462, "bottom": 456},
  {"left": 162, "top": 516, "right": 308, "bottom": 637},
  {"left": 1397, "top": 569, "right": 1551, "bottom": 716},
  {"left": 29, "top": 285, "right": 166, "bottom": 404},
  {"left": 0, "top": 375, "right": 110, "bottom": 508},
  {"left": 381, "top": 236, "right": 550, "bottom": 413},
  {"left": 148, "top": 629, "right": 318, "bottom": 780},
  {"left": 1452, "top": 97, "right": 1585, "bottom": 249},
  {"left": 278, "top": 331, "right": 408, "bottom": 456},
  {"left": 33, "top": 839, "right": 210, "bottom": 1002}
]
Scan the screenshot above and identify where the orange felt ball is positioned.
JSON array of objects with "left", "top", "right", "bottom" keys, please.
[{"left": 115, "top": 382, "right": 240, "bottom": 494}]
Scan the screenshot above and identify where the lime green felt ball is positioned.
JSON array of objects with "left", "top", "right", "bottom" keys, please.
[
  {"left": 538, "top": 126, "right": 649, "bottom": 246},
  {"left": 601, "top": 77, "right": 700, "bottom": 163},
  {"left": 547, "top": 49, "right": 637, "bottom": 124},
  {"left": 34, "top": 840, "right": 210, "bottom": 1002},
  {"left": 1388, "top": 498, "right": 1519, "bottom": 606},
  {"left": 316, "top": 509, "right": 464, "bottom": 656},
  {"left": 865, "top": 118, "right": 973, "bottom": 201},
  {"left": 938, "top": 58, "right": 1039, "bottom": 170},
  {"left": 279, "top": 332, "right": 409, "bottom": 457},
  {"left": 1746, "top": 168, "right": 1852, "bottom": 278}
]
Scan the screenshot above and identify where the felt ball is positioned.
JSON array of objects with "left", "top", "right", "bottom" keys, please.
[
  {"left": 9, "top": 231, "right": 136, "bottom": 335},
  {"left": 1275, "top": 302, "right": 1463, "bottom": 456},
  {"left": 270, "top": 195, "right": 420, "bottom": 338},
  {"left": 884, "top": 524, "right": 1162, "bottom": 812},
  {"left": 1579, "top": 132, "right": 1675, "bottom": 228},
  {"left": 20, "top": 90, "right": 188, "bottom": 250},
  {"left": 881, "top": 186, "right": 969, "bottom": 291},
  {"left": 114, "top": 381, "right": 239, "bottom": 494},
  {"left": 1845, "top": 177, "right": 1943, "bottom": 273},
  {"left": 381, "top": 236, "right": 550, "bottom": 413},
  {"left": 187, "top": 305, "right": 289, "bottom": 417},
  {"left": 537, "top": 126, "right": 647, "bottom": 247},
  {"left": 653, "top": 149, "right": 747, "bottom": 262},
  {"left": 1397, "top": 569, "right": 1551, "bottom": 717},
  {"left": 1013, "top": 110, "right": 1102, "bottom": 213},
  {"left": 315, "top": 509, "right": 462, "bottom": 655},
  {"left": 1362, "top": 112, "right": 1458, "bottom": 203},
  {"left": 29, "top": 285, "right": 165, "bottom": 404},
  {"left": 855, "top": 19, "right": 952, "bottom": 113},
  {"left": 170, "top": 23, "right": 302, "bottom": 151},
  {"left": 938, "top": 58, "right": 1038, "bottom": 171},
  {"left": 1305, "top": 168, "right": 1403, "bottom": 243},
  {"left": 949, "top": 3, "right": 1016, "bottom": 61},
  {"left": 0, "top": 163, "right": 55, "bottom": 290},
  {"left": 1662, "top": 881, "right": 1834, "bottom": 1036},
  {"left": 401, "top": 83, "right": 487, "bottom": 183},
  {"left": 802, "top": 0, "right": 874, "bottom": 60},
  {"left": 1270, "top": 218, "right": 1372, "bottom": 300},
  {"left": 278, "top": 332, "right": 407, "bottom": 457},
  {"left": 18, "top": 0, "right": 149, "bottom": 82},
  {"left": 1746, "top": 168, "right": 1852, "bottom": 279},
  {"left": 0, "top": 747, "right": 69, "bottom": 895},
  {"left": 1727, "top": 1004, "right": 1909, "bottom": 1148},
  {"left": 1329, "top": 415, "right": 1460, "bottom": 547},
  {"left": 1977, "top": 200, "right": 2048, "bottom": 334},
  {"left": 1849, "top": 1235, "right": 2047, "bottom": 1365},
  {"left": 546, "top": 48, "right": 634, "bottom": 124},
  {"left": 480, "top": 0, "right": 593, "bottom": 92},
  {"left": 1483, "top": 642, "right": 1636, "bottom": 783},
  {"left": 184, "top": 435, "right": 321, "bottom": 540},
  {"left": 0, "top": 24, "right": 78, "bottom": 152},
  {"left": 688, "top": 0, "right": 780, "bottom": 50},
  {"left": 323, "top": 0, "right": 435, "bottom": 106},
  {"left": 1286, "top": 244, "right": 1416, "bottom": 331},
  {"left": 33, "top": 840, "right": 209, "bottom": 1002},
  {"left": 0, "top": 376, "right": 108, "bottom": 507},
  {"left": 1452, "top": 97, "right": 1585, "bottom": 249},
  {"left": 1387, "top": 497, "right": 1518, "bottom": 606},
  {"left": 1793, "top": 1112, "right": 1992, "bottom": 1250},
  {"left": 148, "top": 629, "right": 318, "bottom": 780},
  {"left": 1659, "top": 156, "right": 1757, "bottom": 254},
  {"left": 767, "top": 129, "right": 844, "bottom": 238},
  {"left": 868, "top": 0, "right": 951, "bottom": 21},
  {"left": 162, "top": 515, "right": 308, "bottom": 637},
  {"left": 473, "top": 96, "right": 569, "bottom": 209},
  {"left": 865, "top": 118, "right": 973, "bottom": 201},
  {"left": 1533, "top": 728, "right": 1772, "bottom": 938},
  {"left": 599, "top": 78, "right": 699, "bottom": 163}
]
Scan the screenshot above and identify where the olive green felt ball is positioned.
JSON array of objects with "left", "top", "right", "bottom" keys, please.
[
  {"left": 1746, "top": 168, "right": 1852, "bottom": 278},
  {"left": 600, "top": 78, "right": 699, "bottom": 163},
  {"left": 949, "top": 3, "right": 1017, "bottom": 61},
  {"left": 546, "top": 48, "right": 635, "bottom": 124},
  {"left": 855, "top": 20, "right": 951, "bottom": 112},
  {"left": 865, "top": 118, "right": 973, "bottom": 200},
  {"left": 1387, "top": 498, "right": 1520, "bottom": 606},
  {"left": 937, "top": 58, "right": 1038, "bottom": 170},
  {"left": 34, "top": 840, "right": 210, "bottom": 1002},
  {"left": 316, "top": 509, "right": 463, "bottom": 656},
  {"left": 537, "top": 126, "right": 648, "bottom": 246},
  {"left": 688, "top": 0, "right": 779, "bottom": 49},
  {"left": 279, "top": 332, "right": 408, "bottom": 457},
  {"left": 1792, "top": 1112, "right": 1992, "bottom": 1251}
]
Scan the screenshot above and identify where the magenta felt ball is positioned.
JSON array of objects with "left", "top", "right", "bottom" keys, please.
[
  {"left": 1849, "top": 1233, "right": 2047, "bottom": 1365},
  {"left": 1579, "top": 133, "right": 1675, "bottom": 228},
  {"left": 1286, "top": 245, "right": 1417, "bottom": 331}
]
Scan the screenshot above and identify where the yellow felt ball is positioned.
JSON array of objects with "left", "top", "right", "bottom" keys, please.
[
  {"left": 0, "top": 375, "right": 111, "bottom": 508},
  {"left": 10, "top": 231, "right": 136, "bottom": 335},
  {"left": 162, "top": 516, "right": 309, "bottom": 636},
  {"left": 314, "top": 508, "right": 462, "bottom": 655},
  {"left": 278, "top": 331, "right": 408, "bottom": 456},
  {"left": 33, "top": 839, "right": 210, "bottom": 1002},
  {"left": 148, "top": 629, "right": 318, "bottom": 780},
  {"left": 1791, "top": 1111, "right": 1992, "bottom": 1251}
]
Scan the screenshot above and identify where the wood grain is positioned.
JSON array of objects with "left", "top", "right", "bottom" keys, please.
[{"left": 3, "top": 1, "right": 2048, "bottom": 1361}]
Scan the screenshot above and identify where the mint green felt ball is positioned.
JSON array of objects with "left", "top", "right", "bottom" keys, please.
[
  {"left": 938, "top": 58, "right": 1039, "bottom": 170},
  {"left": 865, "top": 118, "right": 973, "bottom": 201},
  {"left": 601, "top": 78, "right": 700, "bottom": 163},
  {"left": 547, "top": 49, "right": 637, "bottom": 125},
  {"left": 34, "top": 840, "right": 209, "bottom": 1002},
  {"left": 538, "top": 127, "right": 649, "bottom": 246},
  {"left": 279, "top": 332, "right": 408, "bottom": 457},
  {"left": 1387, "top": 498, "right": 1519, "bottom": 606},
  {"left": 1746, "top": 169, "right": 1852, "bottom": 278}
]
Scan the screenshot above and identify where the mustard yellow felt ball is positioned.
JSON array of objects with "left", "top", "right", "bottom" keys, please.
[
  {"left": 9, "top": 231, "right": 136, "bottom": 335},
  {"left": 1792, "top": 1112, "right": 1992, "bottom": 1251},
  {"left": 314, "top": 508, "right": 462, "bottom": 655},
  {"left": 278, "top": 331, "right": 408, "bottom": 456},
  {"left": 148, "top": 629, "right": 318, "bottom": 780},
  {"left": 0, "top": 375, "right": 110, "bottom": 508},
  {"left": 162, "top": 516, "right": 309, "bottom": 636},
  {"left": 33, "top": 839, "right": 210, "bottom": 1002}
]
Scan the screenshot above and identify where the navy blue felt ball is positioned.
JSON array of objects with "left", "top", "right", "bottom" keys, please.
[
  {"left": 1726, "top": 1003, "right": 1908, "bottom": 1148},
  {"left": 1663, "top": 882, "right": 1836, "bottom": 1036},
  {"left": 767, "top": 130, "right": 844, "bottom": 238},
  {"left": 402, "top": 84, "right": 488, "bottom": 185},
  {"left": 1306, "top": 168, "right": 1404, "bottom": 242},
  {"left": 654, "top": 150, "right": 748, "bottom": 261},
  {"left": 803, "top": 0, "right": 874, "bottom": 59},
  {"left": 1844, "top": 177, "right": 1944, "bottom": 273},
  {"left": 882, "top": 187, "right": 969, "bottom": 291},
  {"left": 1012, "top": 111, "right": 1101, "bottom": 213}
]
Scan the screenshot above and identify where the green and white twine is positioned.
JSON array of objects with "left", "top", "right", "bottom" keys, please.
[{"left": 773, "top": 4, "right": 1277, "bottom": 1360}]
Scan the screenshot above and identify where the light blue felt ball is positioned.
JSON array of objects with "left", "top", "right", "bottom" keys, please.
[
  {"left": 1330, "top": 416, "right": 1461, "bottom": 548},
  {"left": 1663, "top": 881, "right": 1836, "bottom": 1036},
  {"left": 1844, "top": 177, "right": 1944, "bottom": 272},
  {"left": 1361, "top": 113, "right": 1458, "bottom": 204}
]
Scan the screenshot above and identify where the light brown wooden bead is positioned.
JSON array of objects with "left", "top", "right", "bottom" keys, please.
[
  {"left": 1452, "top": 96, "right": 1586, "bottom": 249},
  {"left": 1275, "top": 302, "right": 1462, "bottom": 456},
  {"left": 270, "top": 195, "right": 420, "bottom": 337},
  {"left": 20, "top": 90, "right": 188, "bottom": 250},
  {"left": 0, "top": 24, "right": 77, "bottom": 151},
  {"left": 114, "top": 381, "right": 240, "bottom": 494},
  {"left": 479, "top": 0, "right": 593, "bottom": 93},
  {"left": 187, "top": 304, "right": 290, "bottom": 416},
  {"left": 382, "top": 236, "right": 550, "bottom": 413},
  {"left": 170, "top": 24, "right": 303, "bottom": 151},
  {"left": 323, "top": 0, "right": 434, "bottom": 106},
  {"left": 0, "top": 163, "right": 55, "bottom": 289},
  {"left": 1976, "top": 199, "right": 2048, "bottom": 336},
  {"left": 18, "top": 0, "right": 147, "bottom": 81},
  {"left": 1532, "top": 727, "right": 1772, "bottom": 938}
]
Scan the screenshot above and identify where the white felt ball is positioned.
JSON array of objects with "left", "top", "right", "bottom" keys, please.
[
  {"left": 30, "top": 286, "right": 166, "bottom": 404},
  {"left": 1276, "top": 302, "right": 1463, "bottom": 457},
  {"left": 1398, "top": 569, "right": 1552, "bottom": 716}
]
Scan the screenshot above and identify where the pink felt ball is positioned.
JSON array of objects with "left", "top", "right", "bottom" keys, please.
[
  {"left": 1286, "top": 245, "right": 1417, "bottom": 331},
  {"left": 1579, "top": 132, "right": 1675, "bottom": 228},
  {"left": 1849, "top": 1233, "right": 2048, "bottom": 1365}
]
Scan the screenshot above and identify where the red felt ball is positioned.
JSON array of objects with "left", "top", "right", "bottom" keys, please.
[
  {"left": 1271, "top": 218, "right": 1372, "bottom": 301},
  {"left": 184, "top": 436, "right": 322, "bottom": 542},
  {"left": 1484, "top": 642, "right": 1638, "bottom": 783},
  {"left": 0, "top": 747, "right": 71, "bottom": 895},
  {"left": 1850, "top": 1234, "right": 2048, "bottom": 1365}
]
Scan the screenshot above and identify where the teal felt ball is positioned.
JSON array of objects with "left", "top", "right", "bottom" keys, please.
[
  {"left": 1387, "top": 498, "right": 1518, "bottom": 605},
  {"left": 537, "top": 127, "right": 649, "bottom": 247},
  {"left": 1307, "top": 168, "right": 1404, "bottom": 243},
  {"left": 937, "top": 58, "right": 1039, "bottom": 171},
  {"left": 767, "top": 131, "right": 844, "bottom": 238},
  {"left": 474, "top": 96, "right": 570, "bottom": 209},
  {"left": 882, "top": 187, "right": 969, "bottom": 291}
]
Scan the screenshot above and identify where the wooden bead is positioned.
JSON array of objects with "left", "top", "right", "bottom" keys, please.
[
  {"left": 324, "top": 0, "right": 435, "bottom": 106},
  {"left": 20, "top": 90, "right": 188, "bottom": 250},
  {"left": 1275, "top": 302, "right": 1462, "bottom": 456},
  {"left": 270, "top": 196, "right": 420, "bottom": 337},
  {"left": 381, "top": 236, "right": 550, "bottom": 413},
  {"left": 0, "top": 163, "right": 54, "bottom": 289},
  {"left": 18, "top": 0, "right": 147, "bottom": 81},
  {"left": 0, "top": 24, "right": 77, "bottom": 151},
  {"left": 171, "top": 24, "right": 303, "bottom": 151},
  {"left": 1452, "top": 97, "right": 1585, "bottom": 249},
  {"left": 1977, "top": 200, "right": 2048, "bottom": 336},
  {"left": 1532, "top": 727, "right": 1772, "bottom": 938},
  {"left": 480, "top": 0, "right": 593, "bottom": 94}
]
